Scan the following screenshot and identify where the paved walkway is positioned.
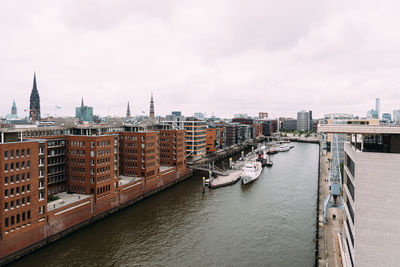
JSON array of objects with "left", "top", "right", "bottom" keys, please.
[{"left": 318, "top": 149, "right": 344, "bottom": 267}]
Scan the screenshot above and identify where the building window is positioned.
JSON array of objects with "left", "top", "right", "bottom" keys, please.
[
  {"left": 27, "top": 149, "right": 30, "bottom": 156},
  {"left": 4, "top": 164, "right": 8, "bottom": 172},
  {"left": 4, "top": 151, "right": 8, "bottom": 159}
]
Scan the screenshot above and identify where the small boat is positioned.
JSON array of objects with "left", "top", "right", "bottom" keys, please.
[
  {"left": 278, "top": 143, "right": 290, "bottom": 152},
  {"left": 266, "top": 154, "right": 273, "bottom": 167},
  {"left": 241, "top": 161, "right": 262, "bottom": 184}
]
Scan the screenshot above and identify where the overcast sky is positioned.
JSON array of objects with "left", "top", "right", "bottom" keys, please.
[{"left": 1, "top": 0, "right": 400, "bottom": 119}]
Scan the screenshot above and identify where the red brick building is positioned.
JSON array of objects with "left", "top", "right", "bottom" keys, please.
[
  {"left": 0, "top": 125, "right": 192, "bottom": 263},
  {"left": 0, "top": 141, "right": 46, "bottom": 240},
  {"left": 119, "top": 131, "right": 159, "bottom": 179},
  {"left": 159, "top": 129, "right": 185, "bottom": 170},
  {"left": 66, "top": 135, "right": 119, "bottom": 200}
]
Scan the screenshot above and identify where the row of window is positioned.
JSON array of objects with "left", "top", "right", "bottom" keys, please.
[
  {"left": 4, "top": 185, "right": 31, "bottom": 197},
  {"left": 4, "top": 211, "right": 31, "bottom": 227},
  {"left": 70, "top": 141, "right": 85, "bottom": 147},
  {"left": 97, "top": 174, "right": 111, "bottom": 183},
  {"left": 47, "top": 140, "right": 66, "bottom": 147},
  {"left": 48, "top": 157, "right": 65, "bottom": 165},
  {"left": 47, "top": 148, "right": 65, "bottom": 156},
  {"left": 70, "top": 149, "right": 86, "bottom": 156},
  {"left": 4, "top": 195, "right": 31, "bottom": 210},
  {"left": 4, "top": 149, "right": 31, "bottom": 160},
  {"left": 71, "top": 167, "right": 85, "bottom": 173},
  {"left": 4, "top": 161, "right": 31, "bottom": 172},
  {"left": 70, "top": 185, "right": 85, "bottom": 194},
  {"left": 4, "top": 172, "right": 31, "bottom": 185},
  {"left": 48, "top": 165, "right": 65, "bottom": 174},
  {"left": 48, "top": 184, "right": 66, "bottom": 195},
  {"left": 70, "top": 140, "right": 112, "bottom": 148},
  {"left": 122, "top": 136, "right": 147, "bottom": 141},
  {"left": 48, "top": 174, "right": 66, "bottom": 184},
  {"left": 97, "top": 184, "right": 111, "bottom": 195}
]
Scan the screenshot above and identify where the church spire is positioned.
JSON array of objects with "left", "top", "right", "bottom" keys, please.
[
  {"left": 126, "top": 101, "right": 131, "bottom": 118},
  {"left": 11, "top": 98, "right": 17, "bottom": 115},
  {"left": 149, "top": 93, "right": 155, "bottom": 118},
  {"left": 29, "top": 72, "right": 41, "bottom": 122}
]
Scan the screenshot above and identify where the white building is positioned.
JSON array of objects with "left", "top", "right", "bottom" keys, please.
[
  {"left": 319, "top": 124, "right": 400, "bottom": 267},
  {"left": 393, "top": 110, "right": 400, "bottom": 124}
]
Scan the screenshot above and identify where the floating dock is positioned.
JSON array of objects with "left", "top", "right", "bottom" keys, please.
[
  {"left": 206, "top": 152, "right": 257, "bottom": 189},
  {"left": 209, "top": 169, "right": 242, "bottom": 189}
]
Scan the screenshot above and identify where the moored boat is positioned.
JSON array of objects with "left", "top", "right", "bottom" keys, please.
[{"left": 241, "top": 161, "right": 262, "bottom": 184}]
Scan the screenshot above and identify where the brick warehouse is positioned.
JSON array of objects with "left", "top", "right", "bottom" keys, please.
[{"left": 0, "top": 124, "right": 192, "bottom": 264}]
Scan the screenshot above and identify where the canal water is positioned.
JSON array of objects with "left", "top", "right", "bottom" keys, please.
[{"left": 12, "top": 143, "right": 319, "bottom": 267}]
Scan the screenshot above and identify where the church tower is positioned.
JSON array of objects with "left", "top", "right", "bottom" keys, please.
[
  {"left": 11, "top": 99, "right": 17, "bottom": 115},
  {"left": 126, "top": 101, "right": 131, "bottom": 118},
  {"left": 149, "top": 93, "right": 155, "bottom": 118},
  {"left": 29, "top": 73, "right": 41, "bottom": 121}
]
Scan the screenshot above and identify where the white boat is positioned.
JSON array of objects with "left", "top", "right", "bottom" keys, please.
[
  {"left": 278, "top": 143, "right": 290, "bottom": 152},
  {"left": 241, "top": 161, "right": 262, "bottom": 184}
]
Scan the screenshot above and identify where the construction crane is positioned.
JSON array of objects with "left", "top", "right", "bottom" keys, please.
[{"left": 323, "top": 133, "right": 344, "bottom": 224}]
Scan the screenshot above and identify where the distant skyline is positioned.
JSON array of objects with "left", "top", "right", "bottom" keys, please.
[{"left": 1, "top": 0, "right": 400, "bottom": 119}]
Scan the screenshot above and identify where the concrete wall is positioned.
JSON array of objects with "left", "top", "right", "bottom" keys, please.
[{"left": 346, "top": 143, "right": 400, "bottom": 267}]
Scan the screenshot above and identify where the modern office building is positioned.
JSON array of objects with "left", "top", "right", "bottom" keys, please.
[
  {"left": 393, "top": 110, "right": 400, "bottom": 124},
  {"left": 282, "top": 119, "right": 297, "bottom": 131},
  {"left": 171, "top": 111, "right": 182, "bottom": 117},
  {"left": 382, "top": 113, "right": 391, "bottom": 122},
  {"left": 183, "top": 121, "right": 207, "bottom": 159},
  {"left": 322, "top": 114, "right": 379, "bottom": 162},
  {"left": 375, "top": 98, "right": 380, "bottom": 118},
  {"left": 296, "top": 110, "right": 313, "bottom": 131},
  {"left": 193, "top": 113, "right": 205, "bottom": 120},
  {"left": 75, "top": 98, "right": 94, "bottom": 122},
  {"left": 318, "top": 123, "right": 400, "bottom": 267},
  {"left": 206, "top": 128, "right": 221, "bottom": 153}
]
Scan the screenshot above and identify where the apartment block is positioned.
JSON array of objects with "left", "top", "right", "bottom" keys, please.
[
  {"left": 158, "top": 129, "right": 185, "bottom": 169},
  {"left": 0, "top": 140, "right": 46, "bottom": 240},
  {"left": 319, "top": 124, "right": 400, "bottom": 267},
  {"left": 184, "top": 121, "right": 206, "bottom": 159},
  {"left": 119, "top": 131, "right": 158, "bottom": 179},
  {"left": 206, "top": 128, "right": 220, "bottom": 153},
  {"left": 67, "top": 135, "right": 119, "bottom": 200}
]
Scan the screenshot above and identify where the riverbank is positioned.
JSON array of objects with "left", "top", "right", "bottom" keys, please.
[
  {"left": 316, "top": 142, "right": 343, "bottom": 266},
  {"left": 0, "top": 168, "right": 192, "bottom": 265}
]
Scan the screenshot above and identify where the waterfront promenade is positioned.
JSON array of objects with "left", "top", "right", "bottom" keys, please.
[{"left": 317, "top": 142, "right": 344, "bottom": 266}]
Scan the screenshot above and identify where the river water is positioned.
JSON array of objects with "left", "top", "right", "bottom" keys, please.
[{"left": 13, "top": 143, "right": 319, "bottom": 267}]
